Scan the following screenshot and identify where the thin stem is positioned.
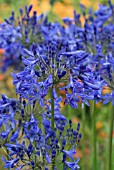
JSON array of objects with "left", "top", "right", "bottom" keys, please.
[
  {"left": 93, "top": 104, "right": 97, "bottom": 170},
  {"left": 108, "top": 104, "right": 114, "bottom": 170},
  {"left": 51, "top": 85, "right": 54, "bottom": 130},
  {"left": 82, "top": 104, "right": 85, "bottom": 170},
  {"left": 90, "top": 101, "right": 97, "bottom": 170},
  {"left": 67, "top": 105, "right": 72, "bottom": 120},
  {"left": 51, "top": 85, "right": 55, "bottom": 170},
  {"left": 63, "top": 163, "right": 65, "bottom": 170},
  {"left": 50, "top": 44, "right": 55, "bottom": 170}
]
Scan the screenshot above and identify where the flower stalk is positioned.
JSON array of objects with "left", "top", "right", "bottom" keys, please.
[
  {"left": 51, "top": 85, "right": 55, "bottom": 170},
  {"left": 82, "top": 104, "right": 85, "bottom": 170},
  {"left": 90, "top": 101, "right": 97, "bottom": 170},
  {"left": 108, "top": 104, "right": 114, "bottom": 170},
  {"left": 51, "top": 85, "right": 55, "bottom": 131}
]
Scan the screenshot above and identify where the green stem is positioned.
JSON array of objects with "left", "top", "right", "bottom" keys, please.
[
  {"left": 51, "top": 85, "right": 55, "bottom": 170},
  {"left": 93, "top": 104, "right": 97, "bottom": 170},
  {"left": 108, "top": 104, "right": 114, "bottom": 170},
  {"left": 82, "top": 104, "right": 85, "bottom": 170},
  {"left": 63, "top": 163, "right": 65, "bottom": 170},
  {"left": 68, "top": 105, "right": 72, "bottom": 119},
  {"left": 90, "top": 101, "right": 97, "bottom": 170},
  {"left": 51, "top": 85, "right": 54, "bottom": 130}
]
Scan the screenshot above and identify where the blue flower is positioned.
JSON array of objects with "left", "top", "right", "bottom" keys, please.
[
  {"left": 23, "top": 114, "right": 39, "bottom": 142},
  {"left": 103, "top": 91, "right": 114, "bottom": 105},
  {"left": 5, "top": 142, "right": 25, "bottom": 159},
  {"left": 0, "top": 5, "right": 46, "bottom": 71},
  {"left": 10, "top": 128, "right": 20, "bottom": 142},
  {"left": 62, "top": 148, "right": 76, "bottom": 160},
  {"left": 65, "top": 158, "right": 80, "bottom": 170},
  {"left": 2, "top": 156, "right": 19, "bottom": 169},
  {"left": 1, "top": 127, "right": 12, "bottom": 139}
]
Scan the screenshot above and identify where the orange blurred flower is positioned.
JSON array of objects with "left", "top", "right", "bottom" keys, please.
[
  {"left": 80, "top": 0, "right": 98, "bottom": 9},
  {"left": 80, "top": 15, "right": 85, "bottom": 27},
  {"left": 99, "top": 131, "right": 114, "bottom": 138},
  {"left": 63, "top": 0, "right": 72, "bottom": 5},
  {"left": 29, "top": 0, "right": 50, "bottom": 15},
  {"left": 0, "top": 74, "right": 4, "bottom": 81},
  {"left": 85, "top": 148, "right": 90, "bottom": 154},
  {"left": 102, "top": 86, "right": 111, "bottom": 95},
  {"left": 0, "top": 48, "right": 5, "bottom": 55},
  {"left": 80, "top": 0, "right": 91, "bottom": 7},
  {"left": 96, "top": 102, "right": 102, "bottom": 108},
  {"left": 96, "top": 121, "right": 103, "bottom": 130},
  {"left": 72, "top": 117, "right": 80, "bottom": 124},
  {"left": 39, "top": 0, "right": 50, "bottom": 13},
  {"left": 52, "top": 2, "right": 73, "bottom": 19},
  {"left": 29, "top": 0, "right": 39, "bottom": 13},
  {"left": 74, "top": 148, "right": 90, "bottom": 159},
  {"left": 92, "top": 2, "right": 99, "bottom": 10},
  {"left": 74, "top": 149, "right": 82, "bottom": 158},
  {"left": 98, "top": 131, "right": 109, "bottom": 138}
]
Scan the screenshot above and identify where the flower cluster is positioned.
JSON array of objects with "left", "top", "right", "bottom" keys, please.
[
  {"left": 0, "top": 94, "right": 81, "bottom": 170},
  {"left": 0, "top": 1, "right": 114, "bottom": 169}
]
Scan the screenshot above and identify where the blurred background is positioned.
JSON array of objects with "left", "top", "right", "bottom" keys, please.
[
  {"left": 0, "top": 0, "right": 110, "bottom": 23},
  {"left": 0, "top": 0, "right": 114, "bottom": 170}
]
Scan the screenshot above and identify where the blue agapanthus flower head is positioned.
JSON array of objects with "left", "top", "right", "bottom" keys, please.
[
  {"left": 11, "top": 39, "right": 104, "bottom": 108},
  {"left": 0, "top": 93, "right": 81, "bottom": 170},
  {"left": 0, "top": 5, "right": 47, "bottom": 72}
]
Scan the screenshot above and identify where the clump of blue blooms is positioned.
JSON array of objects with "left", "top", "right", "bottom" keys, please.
[
  {"left": 0, "top": 0, "right": 114, "bottom": 169},
  {"left": 0, "top": 93, "right": 81, "bottom": 169}
]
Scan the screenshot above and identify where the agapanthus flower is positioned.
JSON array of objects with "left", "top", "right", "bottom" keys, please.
[
  {"left": 2, "top": 156, "right": 19, "bottom": 169},
  {"left": 1, "top": 127, "right": 12, "bottom": 139},
  {"left": 10, "top": 128, "right": 20, "bottom": 142},
  {"left": 11, "top": 40, "right": 104, "bottom": 109},
  {"left": 0, "top": 5, "right": 46, "bottom": 71},
  {"left": 65, "top": 158, "right": 80, "bottom": 170},
  {"left": 62, "top": 148, "right": 76, "bottom": 160},
  {"left": 0, "top": 92, "right": 81, "bottom": 169}
]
